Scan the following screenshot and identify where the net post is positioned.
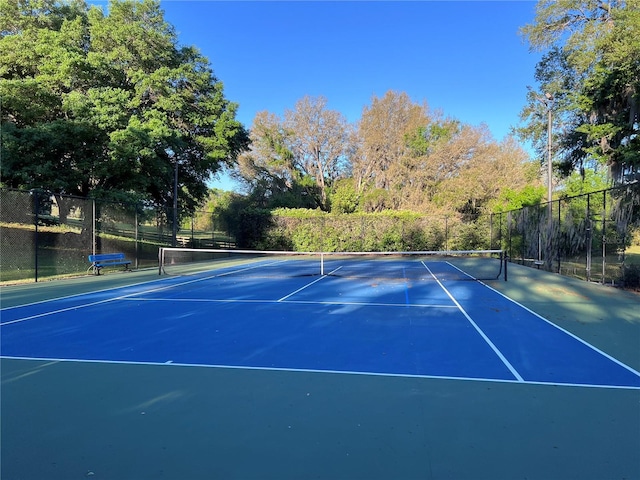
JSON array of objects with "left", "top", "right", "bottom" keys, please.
[
  {"left": 320, "top": 252, "right": 324, "bottom": 275},
  {"left": 158, "top": 247, "right": 163, "bottom": 275},
  {"left": 504, "top": 252, "right": 508, "bottom": 282}
]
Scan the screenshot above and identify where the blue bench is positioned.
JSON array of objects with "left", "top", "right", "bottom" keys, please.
[{"left": 88, "top": 253, "right": 131, "bottom": 275}]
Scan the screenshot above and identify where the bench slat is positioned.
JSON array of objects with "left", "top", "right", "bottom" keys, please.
[
  {"left": 88, "top": 253, "right": 131, "bottom": 275},
  {"left": 89, "top": 253, "right": 127, "bottom": 262}
]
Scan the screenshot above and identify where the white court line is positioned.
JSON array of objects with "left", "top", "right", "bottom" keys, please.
[
  {"left": 442, "top": 261, "right": 640, "bottom": 380},
  {"left": 477, "top": 279, "right": 640, "bottom": 380},
  {"left": 422, "top": 261, "right": 525, "bottom": 382},
  {"left": 277, "top": 274, "right": 331, "bottom": 302},
  {"left": 0, "top": 260, "right": 291, "bottom": 326},
  {"left": 0, "top": 273, "right": 170, "bottom": 312},
  {"left": 0, "top": 296, "right": 131, "bottom": 326},
  {"left": 283, "top": 299, "right": 457, "bottom": 308},
  {"left": 122, "top": 297, "right": 459, "bottom": 309},
  {"left": 2, "top": 355, "right": 638, "bottom": 390},
  {"left": 276, "top": 265, "right": 343, "bottom": 302}
]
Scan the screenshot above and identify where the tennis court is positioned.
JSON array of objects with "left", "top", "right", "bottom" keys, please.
[{"left": 2, "top": 250, "right": 640, "bottom": 479}]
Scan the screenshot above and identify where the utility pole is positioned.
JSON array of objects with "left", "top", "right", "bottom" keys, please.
[
  {"left": 173, "top": 160, "right": 178, "bottom": 248},
  {"left": 536, "top": 92, "right": 554, "bottom": 268},
  {"left": 545, "top": 92, "right": 553, "bottom": 204}
]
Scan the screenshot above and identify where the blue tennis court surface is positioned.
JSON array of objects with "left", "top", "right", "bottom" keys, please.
[{"left": 2, "top": 260, "right": 640, "bottom": 389}]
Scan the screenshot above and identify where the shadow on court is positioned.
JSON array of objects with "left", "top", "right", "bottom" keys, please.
[
  {"left": 3, "top": 358, "right": 639, "bottom": 480},
  {"left": 2, "top": 263, "right": 639, "bottom": 479}
]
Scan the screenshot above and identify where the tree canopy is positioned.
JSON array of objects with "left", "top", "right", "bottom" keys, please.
[
  {"left": 518, "top": 0, "right": 639, "bottom": 184},
  {"left": 235, "top": 90, "right": 540, "bottom": 216},
  {"left": 234, "top": 96, "right": 352, "bottom": 211},
  {"left": 4, "top": 0, "right": 632, "bottom": 226},
  {"left": 1, "top": 0, "right": 249, "bottom": 214}
]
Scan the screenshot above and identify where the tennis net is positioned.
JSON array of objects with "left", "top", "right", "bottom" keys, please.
[{"left": 158, "top": 248, "right": 507, "bottom": 281}]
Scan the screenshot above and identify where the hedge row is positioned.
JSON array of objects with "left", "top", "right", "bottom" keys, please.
[{"left": 234, "top": 208, "right": 492, "bottom": 252}]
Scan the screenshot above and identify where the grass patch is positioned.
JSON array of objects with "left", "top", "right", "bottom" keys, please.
[{"left": 626, "top": 245, "right": 640, "bottom": 260}]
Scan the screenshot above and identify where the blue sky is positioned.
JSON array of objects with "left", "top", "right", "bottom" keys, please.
[{"left": 158, "top": 0, "right": 542, "bottom": 190}]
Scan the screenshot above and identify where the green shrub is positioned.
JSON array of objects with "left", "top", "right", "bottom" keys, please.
[
  {"left": 235, "top": 207, "right": 488, "bottom": 253},
  {"left": 621, "top": 263, "right": 640, "bottom": 290}
]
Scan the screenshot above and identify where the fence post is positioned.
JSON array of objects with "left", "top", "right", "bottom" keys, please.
[
  {"left": 92, "top": 199, "right": 96, "bottom": 257},
  {"left": 135, "top": 209, "right": 139, "bottom": 269},
  {"left": 445, "top": 216, "right": 449, "bottom": 251},
  {"left": 521, "top": 209, "right": 526, "bottom": 265},
  {"left": 586, "top": 193, "right": 592, "bottom": 282},
  {"left": 507, "top": 211, "right": 512, "bottom": 260},
  {"left": 602, "top": 189, "right": 607, "bottom": 283},
  {"left": 556, "top": 199, "right": 561, "bottom": 274},
  {"left": 33, "top": 190, "right": 39, "bottom": 283},
  {"left": 498, "top": 212, "right": 503, "bottom": 252},
  {"left": 489, "top": 213, "right": 493, "bottom": 250},
  {"left": 537, "top": 206, "right": 542, "bottom": 264},
  {"left": 212, "top": 212, "right": 216, "bottom": 247}
]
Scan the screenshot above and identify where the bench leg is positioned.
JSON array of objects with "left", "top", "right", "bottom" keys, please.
[{"left": 88, "top": 263, "right": 130, "bottom": 275}]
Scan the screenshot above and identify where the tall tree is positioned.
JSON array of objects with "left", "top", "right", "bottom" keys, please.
[
  {"left": 1, "top": 0, "right": 248, "bottom": 216},
  {"left": 519, "top": 0, "right": 640, "bottom": 183},
  {"left": 237, "top": 96, "right": 352, "bottom": 210},
  {"left": 283, "top": 95, "right": 352, "bottom": 209},
  {"left": 235, "top": 111, "right": 296, "bottom": 191},
  {"left": 233, "top": 111, "right": 319, "bottom": 209},
  {"left": 355, "top": 90, "right": 470, "bottom": 211},
  {"left": 433, "top": 131, "right": 540, "bottom": 216},
  {"left": 354, "top": 90, "right": 539, "bottom": 214},
  {"left": 354, "top": 91, "right": 431, "bottom": 195}
]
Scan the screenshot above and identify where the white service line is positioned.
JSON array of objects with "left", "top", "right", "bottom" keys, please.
[
  {"left": 124, "top": 296, "right": 459, "bottom": 308},
  {"left": 3, "top": 355, "right": 637, "bottom": 390},
  {"left": 277, "top": 266, "right": 343, "bottom": 302},
  {"left": 1, "top": 297, "right": 133, "bottom": 326},
  {"left": 2, "top": 261, "right": 288, "bottom": 326},
  {"left": 421, "top": 261, "right": 524, "bottom": 382},
  {"left": 0, "top": 274, "right": 170, "bottom": 311},
  {"left": 479, "top": 280, "right": 640, "bottom": 379}
]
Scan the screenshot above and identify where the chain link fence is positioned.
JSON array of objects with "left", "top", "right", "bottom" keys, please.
[
  {"left": 0, "top": 189, "right": 234, "bottom": 283},
  {"left": 2, "top": 184, "right": 638, "bottom": 287},
  {"left": 491, "top": 183, "right": 640, "bottom": 287}
]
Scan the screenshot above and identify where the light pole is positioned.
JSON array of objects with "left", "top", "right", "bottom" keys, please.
[
  {"left": 535, "top": 92, "right": 554, "bottom": 268},
  {"left": 166, "top": 148, "right": 178, "bottom": 248},
  {"left": 172, "top": 159, "right": 178, "bottom": 247},
  {"left": 536, "top": 92, "right": 554, "bottom": 203},
  {"left": 545, "top": 93, "right": 553, "bottom": 204}
]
